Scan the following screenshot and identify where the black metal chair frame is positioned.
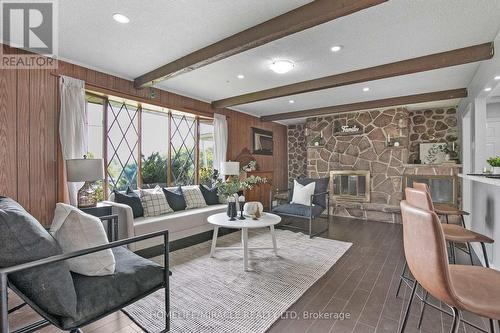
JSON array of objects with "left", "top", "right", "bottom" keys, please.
[
  {"left": 0, "top": 230, "right": 170, "bottom": 333},
  {"left": 270, "top": 189, "right": 330, "bottom": 238}
]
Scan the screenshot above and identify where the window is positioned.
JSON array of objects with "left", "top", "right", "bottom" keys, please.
[
  {"left": 106, "top": 100, "right": 139, "bottom": 191},
  {"left": 141, "top": 109, "right": 168, "bottom": 188},
  {"left": 170, "top": 114, "right": 197, "bottom": 186},
  {"left": 83, "top": 93, "right": 214, "bottom": 197},
  {"left": 199, "top": 119, "right": 214, "bottom": 186}
]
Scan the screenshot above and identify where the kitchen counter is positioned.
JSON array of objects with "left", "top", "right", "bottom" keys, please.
[{"left": 459, "top": 174, "right": 500, "bottom": 187}]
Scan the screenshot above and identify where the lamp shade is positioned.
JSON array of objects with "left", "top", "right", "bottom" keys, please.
[
  {"left": 66, "top": 158, "right": 104, "bottom": 182},
  {"left": 220, "top": 161, "right": 240, "bottom": 176}
]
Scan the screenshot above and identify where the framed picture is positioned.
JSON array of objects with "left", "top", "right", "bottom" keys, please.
[
  {"left": 419, "top": 143, "right": 447, "bottom": 164},
  {"left": 252, "top": 127, "right": 273, "bottom": 155}
]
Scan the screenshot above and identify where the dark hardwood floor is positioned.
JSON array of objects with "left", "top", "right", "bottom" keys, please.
[{"left": 8, "top": 217, "right": 491, "bottom": 333}]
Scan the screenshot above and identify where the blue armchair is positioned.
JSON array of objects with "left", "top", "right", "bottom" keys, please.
[{"left": 270, "top": 177, "right": 330, "bottom": 238}]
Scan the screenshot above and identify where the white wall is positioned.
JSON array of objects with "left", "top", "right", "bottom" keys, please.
[{"left": 458, "top": 31, "right": 500, "bottom": 269}]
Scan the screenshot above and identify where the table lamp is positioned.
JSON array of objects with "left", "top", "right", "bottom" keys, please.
[
  {"left": 66, "top": 155, "right": 104, "bottom": 208},
  {"left": 220, "top": 161, "right": 240, "bottom": 179}
]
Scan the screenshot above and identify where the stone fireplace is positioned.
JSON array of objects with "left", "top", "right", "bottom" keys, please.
[
  {"left": 331, "top": 170, "right": 371, "bottom": 203},
  {"left": 287, "top": 106, "right": 461, "bottom": 224}
]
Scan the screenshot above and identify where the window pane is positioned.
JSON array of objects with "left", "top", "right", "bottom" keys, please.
[
  {"left": 170, "top": 114, "right": 196, "bottom": 186},
  {"left": 107, "top": 100, "right": 139, "bottom": 191},
  {"left": 141, "top": 110, "right": 168, "bottom": 188},
  {"left": 86, "top": 99, "right": 104, "bottom": 159},
  {"left": 199, "top": 120, "right": 214, "bottom": 186}
]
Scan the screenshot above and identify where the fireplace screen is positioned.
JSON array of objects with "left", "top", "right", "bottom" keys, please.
[
  {"left": 330, "top": 171, "right": 371, "bottom": 203},
  {"left": 403, "top": 175, "right": 458, "bottom": 206}
]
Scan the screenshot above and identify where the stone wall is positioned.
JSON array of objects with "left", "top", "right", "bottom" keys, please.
[
  {"left": 305, "top": 108, "right": 410, "bottom": 222},
  {"left": 408, "top": 108, "right": 458, "bottom": 163},
  {"left": 287, "top": 124, "right": 307, "bottom": 184}
]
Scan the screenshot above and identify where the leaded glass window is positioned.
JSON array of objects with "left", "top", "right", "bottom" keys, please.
[{"left": 170, "top": 114, "right": 197, "bottom": 186}]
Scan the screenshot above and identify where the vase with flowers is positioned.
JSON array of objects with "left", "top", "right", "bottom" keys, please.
[{"left": 214, "top": 175, "right": 267, "bottom": 217}]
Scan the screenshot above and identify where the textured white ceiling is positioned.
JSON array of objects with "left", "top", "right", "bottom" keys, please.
[{"left": 57, "top": 0, "right": 500, "bottom": 124}]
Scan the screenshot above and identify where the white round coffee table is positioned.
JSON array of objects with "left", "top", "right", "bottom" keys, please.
[{"left": 207, "top": 212, "right": 281, "bottom": 271}]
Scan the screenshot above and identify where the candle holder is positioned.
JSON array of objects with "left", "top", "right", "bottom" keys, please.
[
  {"left": 228, "top": 202, "right": 237, "bottom": 221},
  {"left": 238, "top": 201, "right": 246, "bottom": 220}
]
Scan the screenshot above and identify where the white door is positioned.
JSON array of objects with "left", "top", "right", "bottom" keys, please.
[{"left": 486, "top": 120, "right": 500, "bottom": 157}]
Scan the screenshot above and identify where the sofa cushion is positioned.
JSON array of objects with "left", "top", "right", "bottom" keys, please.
[
  {"left": 182, "top": 185, "right": 208, "bottom": 209},
  {"left": 114, "top": 187, "right": 143, "bottom": 218},
  {"left": 0, "top": 197, "right": 77, "bottom": 318},
  {"left": 141, "top": 186, "right": 173, "bottom": 217},
  {"left": 297, "top": 177, "right": 330, "bottom": 208},
  {"left": 60, "top": 247, "right": 164, "bottom": 329},
  {"left": 272, "top": 203, "right": 324, "bottom": 218},
  {"left": 51, "top": 204, "right": 116, "bottom": 276},
  {"left": 163, "top": 186, "right": 187, "bottom": 211},
  {"left": 199, "top": 185, "right": 219, "bottom": 205}
]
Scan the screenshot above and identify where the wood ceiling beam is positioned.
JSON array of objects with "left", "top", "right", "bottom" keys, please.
[
  {"left": 213, "top": 43, "right": 493, "bottom": 109},
  {"left": 260, "top": 88, "right": 467, "bottom": 122},
  {"left": 133, "top": 0, "right": 387, "bottom": 88}
]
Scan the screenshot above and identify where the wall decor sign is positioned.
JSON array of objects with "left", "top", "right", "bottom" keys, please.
[
  {"left": 333, "top": 120, "right": 363, "bottom": 136},
  {"left": 252, "top": 127, "right": 273, "bottom": 155}
]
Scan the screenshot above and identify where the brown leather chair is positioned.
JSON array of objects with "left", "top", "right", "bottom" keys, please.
[
  {"left": 399, "top": 200, "right": 500, "bottom": 333},
  {"left": 411, "top": 183, "right": 493, "bottom": 266},
  {"left": 413, "top": 182, "right": 469, "bottom": 227}
]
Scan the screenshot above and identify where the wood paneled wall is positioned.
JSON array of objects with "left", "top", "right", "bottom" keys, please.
[{"left": 0, "top": 44, "right": 287, "bottom": 225}]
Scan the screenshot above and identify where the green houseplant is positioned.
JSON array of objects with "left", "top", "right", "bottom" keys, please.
[{"left": 487, "top": 156, "right": 500, "bottom": 174}]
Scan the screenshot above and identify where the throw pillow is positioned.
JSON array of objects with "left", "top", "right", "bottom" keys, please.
[
  {"left": 182, "top": 186, "right": 208, "bottom": 209},
  {"left": 0, "top": 197, "right": 77, "bottom": 318},
  {"left": 297, "top": 177, "right": 330, "bottom": 208},
  {"left": 163, "top": 186, "right": 187, "bottom": 211},
  {"left": 291, "top": 180, "right": 316, "bottom": 206},
  {"left": 114, "top": 187, "right": 144, "bottom": 218},
  {"left": 51, "top": 203, "right": 116, "bottom": 276},
  {"left": 140, "top": 186, "right": 173, "bottom": 217},
  {"left": 199, "top": 185, "right": 219, "bottom": 205}
]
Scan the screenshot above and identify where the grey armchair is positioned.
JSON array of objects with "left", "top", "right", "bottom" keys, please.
[
  {"left": 270, "top": 177, "right": 330, "bottom": 238},
  {"left": 0, "top": 197, "right": 169, "bottom": 333}
]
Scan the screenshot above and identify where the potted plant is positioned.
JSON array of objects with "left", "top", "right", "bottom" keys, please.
[{"left": 487, "top": 156, "right": 500, "bottom": 174}]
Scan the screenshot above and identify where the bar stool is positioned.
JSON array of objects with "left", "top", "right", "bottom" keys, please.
[
  {"left": 399, "top": 200, "right": 500, "bottom": 333},
  {"left": 413, "top": 182, "right": 468, "bottom": 227},
  {"left": 412, "top": 182, "right": 493, "bottom": 266}
]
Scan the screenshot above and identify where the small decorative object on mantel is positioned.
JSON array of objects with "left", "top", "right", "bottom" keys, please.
[
  {"left": 242, "top": 160, "right": 258, "bottom": 172},
  {"left": 238, "top": 196, "right": 246, "bottom": 220},
  {"left": 487, "top": 156, "right": 500, "bottom": 174},
  {"left": 419, "top": 143, "right": 448, "bottom": 164}
]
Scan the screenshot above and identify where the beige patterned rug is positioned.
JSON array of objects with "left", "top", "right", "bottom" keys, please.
[{"left": 123, "top": 229, "right": 351, "bottom": 333}]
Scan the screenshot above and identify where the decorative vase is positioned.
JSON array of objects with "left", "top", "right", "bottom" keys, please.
[
  {"left": 243, "top": 202, "right": 264, "bottom": 216},
  {"left": 227, "top": 201, "right": 237, "bottom": 220}
]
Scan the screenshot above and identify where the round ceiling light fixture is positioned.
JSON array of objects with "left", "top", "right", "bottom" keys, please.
[
  {"left": 113, "top": 13, "right": 130, "bottom": 24},
  {"left": 331, "top": 45, "right": 343, "bottom": 52},
  {"left": 237, "top": 74, "right": 245, "bottom": 79},
  {"left": 269, "top": 59, "right": 295, "bottom": 74},
  {"left": 289, "top": 99, "right": 295, "bottom": 104},
  {"left": 495, "top": 75, "right": 500, "bottom": 80},
  {"left": 363, "top": 87, "right": 370, "bottom": 92},
  {"left": 484, "top": 87, "right": 492, "bottom": 92}
]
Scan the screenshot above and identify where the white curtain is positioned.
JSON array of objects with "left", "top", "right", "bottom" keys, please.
[
  {"left": 213, "top": 113, "right": 228, "bottom": 175},
  {"left": 59, "top": 76, "right": 87, "bottom": 205}
]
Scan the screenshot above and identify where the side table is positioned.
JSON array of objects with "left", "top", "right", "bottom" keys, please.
[{"left": 81, "top": 203, "right": 119, "bottom": 242}]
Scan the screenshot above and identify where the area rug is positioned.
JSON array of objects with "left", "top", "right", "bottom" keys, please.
[{"left": 123, "top": 229, "right": 351, "bottom": 333}]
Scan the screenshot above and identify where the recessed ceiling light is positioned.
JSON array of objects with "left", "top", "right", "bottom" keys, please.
[
  {"left": 269, "top": 60, "right": 295, "bottom": 74},
  {"left": 331, "top": 45, "right": 343, "bottom": 52},
  {"left": 289, "top": 100, "right": 295, "bottom": 104},
  {"left": 113, "top": 13, "right": 130, "bottom": 24},
  {"left": 484, "top": 87, "right": 492, "bottom": 92},
  {"left": 495, "top": 75, "right": 500, "bottom": 80},
  {"left": 237, "top": 74, "right": 245, "bottom": 79},
  {"left": 363, "top": 87, "right": 370, "bottom": 92}
]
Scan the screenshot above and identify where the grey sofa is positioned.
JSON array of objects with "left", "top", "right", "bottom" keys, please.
[
  {"left": 271, "top": 177, "right": 330, "bottom": 238},
  {"left": 0, "top": 197, "right": 169, "bottom": 333}
]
